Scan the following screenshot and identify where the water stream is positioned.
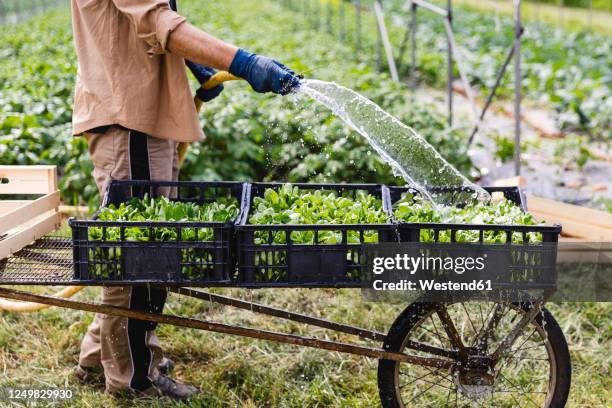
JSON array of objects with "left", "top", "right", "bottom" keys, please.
[{"left": 296, "top": 80, "right": 490, "bottom": 206}]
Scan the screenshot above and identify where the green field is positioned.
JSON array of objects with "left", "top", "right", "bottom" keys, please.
[{"left": 448, "top": 0, "right": 612, "bottom": 35}]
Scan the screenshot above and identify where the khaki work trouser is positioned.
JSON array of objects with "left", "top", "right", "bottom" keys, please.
[{"left": 79, "top": 126, "right": 179, "bottom": 393}]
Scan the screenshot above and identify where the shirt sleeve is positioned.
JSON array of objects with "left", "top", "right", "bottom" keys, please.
[{"left": 111, "top": 0, "right": 186, "bottom": 55}]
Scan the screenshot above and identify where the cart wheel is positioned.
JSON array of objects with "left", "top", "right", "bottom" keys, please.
[{"left": 378, "top": 301, "right": 571, "bottom": 407}]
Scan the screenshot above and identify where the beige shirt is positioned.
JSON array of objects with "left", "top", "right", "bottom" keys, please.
[{"left": 70, "top": 0, "right": 205, "bottom": 142}]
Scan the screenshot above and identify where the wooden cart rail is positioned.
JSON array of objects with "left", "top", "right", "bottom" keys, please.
[
  {"left": 0, "top": 166, "right": 61, "bottom": 260},
  {"left": 0, "top": 286, "right": 453, "bottom": 369}
]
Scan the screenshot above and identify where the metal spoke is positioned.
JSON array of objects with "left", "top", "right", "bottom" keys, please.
[
  {"left": 429, "top": 314, "right": 447, "bottom": 347},
  {"left": 418, "top": 364, "right": 454, "bottom": 386},
  {"left": 506, "top": 356, "right": 549, "bottom": 361},
  {"left": 477, "top": 302, "right": 486, "bottom": 332},
  {"left": 499, "top": 327, "right": 539, "bottom": 370},
  {"left": 508, "top": 342, "right": 546, "bottom": 355},
  {"left": 451, "top": 384, "right": 460, "bottom": 406},
  {"left": 404, "top": 339, "right": 458, "bottom": 359},
  {"left": 399, "top": 367, "right": 453, "bottom": 391},
  {"left": 499, "top": 373, "right": 543, "bottom": 408},
  {"left": 506, "top": 389, "right": 526, "bottom": 408},
  {"left": 435, "top": 304, "right": 468, "bottom": 359},
  {"left": 492, "top": 301, "right": 546, "bottom": 364},
  {"left": 404, "top": 378, "right": 443, "bottom": 405},
  {"left": 417, "top": 323, "right": 447, "bottom": 346},
  {"left": 474, "top": 302, "right": 506, "bottom": 350},
  {"left": 461, "top": 302, "right": 478, "bottom": 337},
  {"left": 444, "top": 382, "right": 455, "bottom": 405}
]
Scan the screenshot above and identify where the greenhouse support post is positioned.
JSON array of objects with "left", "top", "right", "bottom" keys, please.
[
  {"left": 447, "top": 0, "right": 453, "bottom": 127},
  {"left": 395, "top": 13, "right": 412, "bottom": 73},
  {"left": 355, "top": 0, "right": 362, "bottom": 53},
  {"left": 339, "top": 1, "right": 346, "bottom": 42},
  {"left": 376, "top": 5, "right": 382, "bottom": 72},
  {"left": 468, "top": 41, "right": 518, "bottom": 144},
  {"left": 410, "top": 1, "right": 417, "bottom": 91},
  {"left": 514, "top": 0, "right": 522, "bottom": 176},
  {"left": 442, "top": 17, "right": 481, "bottom": 131},
  {"left": 327, "top": 0, "right": 332, "bottom": 35},
  {"left": 374, "top": 0, "right": 399, "bottom": 81}
]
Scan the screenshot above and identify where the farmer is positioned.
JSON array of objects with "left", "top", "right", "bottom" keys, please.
[{"left": 70, "top": 0, "right": 299, "bottom": 400}]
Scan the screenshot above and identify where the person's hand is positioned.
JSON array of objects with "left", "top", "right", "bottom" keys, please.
[
  {"left": 229, "top": 49, "right": 300, "bottom": 95},
  {"left": 185, "top": 60, "right": 224, "bottom": 102}
]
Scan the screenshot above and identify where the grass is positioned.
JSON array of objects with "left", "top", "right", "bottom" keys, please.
[{"left": 0, "top": 284, "right": 610, "bottom": 407}]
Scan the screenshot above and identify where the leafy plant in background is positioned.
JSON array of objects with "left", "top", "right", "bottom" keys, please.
[
  {"left": 381, "top": 0, "right": 612, "bottom": 139},
  {"left": 493, "top": 134, "right": 531, "bottom": 164},
  {"left": 494, "top": 134, "right": 516, "bottom": 164},
  {"left": 314, "top": 0, "right": 611, "bottom": 139},
  {"left": 552, "top": 135, "right": 596, "bottom": 169}
]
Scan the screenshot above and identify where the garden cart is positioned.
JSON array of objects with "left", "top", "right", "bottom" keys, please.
[{"left": 0, "top": 166, "right": 571, "bottom": 407}]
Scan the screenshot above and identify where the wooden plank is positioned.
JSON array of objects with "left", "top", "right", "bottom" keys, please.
[
  {"left": 558, "top": 236, "right": 588, "bottom": 243},
  {"left": 529, "top": 195, "right": 612, "bottom": 226},
  {"left": 493, "top": 179, "right": 611, "bottom": 238},
  {"left": 0, "top": 166, "right": 60, "bottom": 259},
  {"left": 0, "top": 201, "right": 28, "bottom": 216},
  {"left": 557, "top": 243, "right": 612, "bottom": 264},
  {"left": 528, "top": 195, "right": 612, "bottom": 241},
  {"left": 0, "top": 166, "right": 57, "bottom": 195},
  {"left": 0, "top": 212, "right": 61, "bottom": 260},
  {"left": 0, "top": 191, "right": 59, "bottom": 234},
  {"left": 531, "top": 213, "right": 611, "bottom": 241},
  {"left": 494, "top": 176, "right": 527, "bottom": 188}
]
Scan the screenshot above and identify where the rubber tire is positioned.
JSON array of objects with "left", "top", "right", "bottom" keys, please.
[{"left": 378, "top": 302, "right": 571, "bottom": 408}]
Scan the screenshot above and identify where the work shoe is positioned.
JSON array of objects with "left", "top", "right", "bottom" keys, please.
[
  {"left": 158, "top": 357, "right": 175, "bottom": 375},
  {"left": 76, "top": 358, "right": 174, "bottom": 383},
  {"left": 75, "top": 365, "right": 104, "bottom": 384},
  {"left": 146, "top": 375, "right": 199, "bottom": 401}
]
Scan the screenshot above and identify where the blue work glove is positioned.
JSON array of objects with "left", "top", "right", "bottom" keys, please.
[
  {"left": 229, "top": 49, "right": 300, "bottom": 95},
  {"left": 185, "top": 60, "right": 224, "bottom": 102}
]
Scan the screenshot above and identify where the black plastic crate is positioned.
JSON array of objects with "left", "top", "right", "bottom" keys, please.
[
  {"left": 70, "top": 180, "right": 247, "bottom": 285},
  {"left": 236, "top": 183, "right": 397, "bottom": 287},
  {"left": 389, "top": 186, "right": 562, "bottom": 293}
]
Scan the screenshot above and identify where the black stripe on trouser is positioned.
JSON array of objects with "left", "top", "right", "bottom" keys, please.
[
  {"left": 127, "top": 287, "right": 168, "bottom": 390},
  {"left": 129, "top": 131, "right": 151, "bottom": 198},
  {"left": 127, "top": 130, "right": 168, "bottom": 391}
]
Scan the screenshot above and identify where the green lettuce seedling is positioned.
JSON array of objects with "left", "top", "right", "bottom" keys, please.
[
  {"left": 393, "top": 193, "right": 543, "bottom": 243},
  {"left": 88, "top": 195, "right": 239, "bottom": 279},
  {"left": 248, "top": 184, "right": 389, "bottom": 245}
]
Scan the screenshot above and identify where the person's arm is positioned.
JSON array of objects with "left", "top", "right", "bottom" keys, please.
[
  {"left": 167, "top": 22, "right": 237, "bottom": 71},
  {"left": 112, "top": 0, "right": 299, "bottom": 94},
  {"left": 168, "top": 23, "right": 300, "bottom": 95}
]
